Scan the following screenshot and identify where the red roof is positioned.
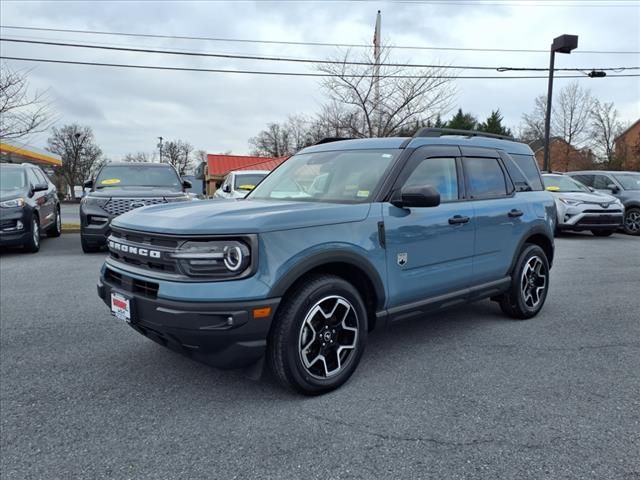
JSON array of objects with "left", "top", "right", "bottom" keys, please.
[{"left": 207, "top": 154, "right": 288, "bottom": 176}]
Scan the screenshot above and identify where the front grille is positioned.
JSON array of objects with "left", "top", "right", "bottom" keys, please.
[
  {"left": 104, "top": 267, "right": 159, "bottom": 299},
  {"left": 577, "top": 215, "right": 623, "bottom": 226},
  {"left": 103, "top": 197, "right": 166, "bottom": 216},
  {"left": 0, "top": 219, "right": 17, "bottom": 230},
  {"left": 108, "top": 228, "right": 179, "bottom": 274},
  {"left": 583, "top": 209, "right": 623, "bottom": 214}
]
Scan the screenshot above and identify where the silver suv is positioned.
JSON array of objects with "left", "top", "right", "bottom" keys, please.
[{"left": 542, "top": 174, "right": 623, "bottom": 236}]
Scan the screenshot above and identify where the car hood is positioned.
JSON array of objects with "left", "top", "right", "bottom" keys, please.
[
  {"left": 550, "top": 191, "right": 617, "bottom": 203},
  {"left": 111, "top": 199, "right": 371, "bottom": 234},
  {"left": 0, "top": 189, "right": 24, "bottom": 201},
  {"left": 88, "top": 187, "right": 185, "bottom": 198}
]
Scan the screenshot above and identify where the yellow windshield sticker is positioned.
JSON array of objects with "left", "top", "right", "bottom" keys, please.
[
  {"left": 238, "top": 185, "right": 255, "bottom": 190},
  {"left": 357, "top": 190, "right": 370, "bottom": 197},
  {"left": 545, "top": 186, "right": 560, "bottom": 191},
  {"left": 101, "top": 178, "right": 121, "bottom": 185}
]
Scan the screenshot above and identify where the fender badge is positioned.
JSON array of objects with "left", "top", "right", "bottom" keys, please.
[{"left": 397, "top": 253, "right": 408, "bottom": 266}]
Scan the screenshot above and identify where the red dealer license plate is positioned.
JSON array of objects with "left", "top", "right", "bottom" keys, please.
[{"left": 111, "top": 292, "right": 131, "bottom": 322}]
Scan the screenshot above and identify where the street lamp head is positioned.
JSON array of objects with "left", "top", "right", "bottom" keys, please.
[{"left": 552, "top": 34, "right": 578, "bottom": 54}]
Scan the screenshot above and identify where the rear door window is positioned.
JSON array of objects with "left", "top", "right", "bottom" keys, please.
[{"left": 463, "top": 157, "right": 509, "bottom": 199}]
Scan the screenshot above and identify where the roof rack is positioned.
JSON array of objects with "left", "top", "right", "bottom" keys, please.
[
  {"left": 413, "top": 128, "right": 515, "bottom": 142},
  {"left": 314, "top": 137, "right": 353, "bottom": 145}
]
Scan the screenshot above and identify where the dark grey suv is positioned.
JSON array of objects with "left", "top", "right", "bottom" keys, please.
[
  {"left": 80, "top": 163, "right": 192, "bottom": 252},
  {"left": 566, "top": 171, "right": 640, "bottom": 235}
]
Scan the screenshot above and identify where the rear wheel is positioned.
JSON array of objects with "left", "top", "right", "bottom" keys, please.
[
  {"left": 268, "top": 274, "right": 367, "bottom": 395},
  {"left": 500, "top": 244, "right": 550, "bottom": 320},
  {"left": 623, "top": 208, "right": 640, "bottom": 235},
  {"left": 46, "top": 207, "right": 62, "bottom": 237},
  {"left": 81, "top": 235, "right": 100, "bottom": 253},
  {"left": 24, "top": 216, "right": 40, "bottom": 253},
  {"left": 591, "top": 229, "right": 614, "bottom": 237}
]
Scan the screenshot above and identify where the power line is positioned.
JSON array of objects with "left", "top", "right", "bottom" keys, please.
[
  {"left": 1, "top": 25, "right": 638, "bottom": 55},
  {"left": 2, "top": 55, "right": 638, "bottom": 79},
  {"left": 3, "top": 37, "right": 637, "bottom": 72}
]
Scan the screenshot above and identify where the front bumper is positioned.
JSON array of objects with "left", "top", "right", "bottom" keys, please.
[
  {"left": 80, "top": 203, "right": 113, "bottom": 246},
  {"left": 556, "top": 203, "right": 624, "bottom": 231},
  {"left": 0, "top": 208, "right": 31, "bottom": 247},
  {"left": 97, "top": 269, "right": 280, "bottom": 368}
]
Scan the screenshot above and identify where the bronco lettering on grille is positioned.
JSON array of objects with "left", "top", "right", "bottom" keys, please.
[{"left": 108, "top": 240, "right": 161, "bottom": 258}]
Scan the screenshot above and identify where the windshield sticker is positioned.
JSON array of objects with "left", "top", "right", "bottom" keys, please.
[
  {"left": 101, "top": 178, "right": 121, "bottom": 185},
  {"left": 356, "top": 190, "right": 370, "bottom": 197},
  {"left": 238, "top": 185, "right": 256, "bottom": 190},
  {"left": 545, "top": 186, "right": 559, "bottom": 191}
]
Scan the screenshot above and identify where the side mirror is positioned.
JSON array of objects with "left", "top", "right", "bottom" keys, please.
[
  {"left": 607, "top": 183, "right": 620, "bottom": 194},
  {"left": 32, "top": 183, "right": 48, "bottom": 193},
  {"left": 182, "top": 179, "right": 192, "bottom": 189},
  {"left": 222, "top": 184, "right": 231, "bottom": 193},
  {"left": 83, "top": 180, "right": 94, "bottom": 189},
  {"left": 391, "top": 185, "right": 441, "bottom": 208},
  {"left": 588, "top": 186, "right": 595, "bottom": 192}
]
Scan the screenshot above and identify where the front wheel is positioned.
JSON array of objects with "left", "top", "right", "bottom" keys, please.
[
  {"left": 591, "top": 229, "right": 614, "bottom": 237},
  {"left": 623, "top": 208, "right": 640, "bottom": 236},
  {"left": 499, "top": 244, "right": 550, "bottom": 320},
  {"left": 24, "top": 216, "right": 40, "bottom": 253},
  {"left": 46, "top": 207, "right": 62, "bottom": 237},
  {"left": 268, "top": 274, "right": 368, "bottom": 395}
]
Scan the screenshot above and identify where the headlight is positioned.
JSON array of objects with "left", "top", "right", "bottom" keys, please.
[
  {"left": 0, "top": 198, "right": 25, "bottom": 208},
  {"left": 558, "top": 197, "right": 582, "bottom": 206},
  {"left": 165, "top": 194, "right": 191, "bottom": 203},
  {"left": 81, "top": 195, "right": 108, "bottom": 207},
  {"left": 171, "top": 240, "right": 251, "bottom": 277}
]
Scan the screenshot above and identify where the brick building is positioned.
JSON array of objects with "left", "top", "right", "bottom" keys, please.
[
  {"left": 614, "top": 119, "right": 640, "bottom": 171},
  {"left": 529, "top": 138, "right": 594, "bottom": 172}
]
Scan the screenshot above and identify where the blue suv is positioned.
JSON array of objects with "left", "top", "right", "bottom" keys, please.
[{"left": 97, "top": 129, "right": 555, "bottom": 394}]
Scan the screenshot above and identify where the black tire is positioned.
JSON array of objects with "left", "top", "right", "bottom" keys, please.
[
  {"left": 24, "top": 216, "right": 40, "bottom": 253},
  {"left": 267, "top": 274, "right": 368, "bottom": 395},
  {"left": 591, "top": 229, "right": 614, "bottom": 237},
  {"left": 623, "top": 207, "right": 640, "bottom": 236},
  {"left": 81, "top": 235, "right": 100, "bottom": 253},
  {"left": 499, "top": 244, "right": 550, "bottom": 320},
  {"left": 46, "top": 206, "right": 62, "bottom": 237}
]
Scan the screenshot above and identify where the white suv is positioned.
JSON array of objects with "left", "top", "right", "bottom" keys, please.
[{"left": 214, "top": 170, "right": 269, "bottom": 199}]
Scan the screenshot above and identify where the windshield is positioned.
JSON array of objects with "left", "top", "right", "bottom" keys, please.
[
  {"left": 95, "top": 165, "right": 181, "bottom": 189},
  {"left": 542, "top": 175, "right": 590, "bottom": 193},
  {"left": 613, "top": 173, "right": 640, "bottom": 191},
  {"left": 247, "top": 149, "right": 400, "bottom": 203},
  {"left": 234, "top": 173, "right": 267, "bottom": 191},
  {"left": 0, "top": 169, "right": 26, "bottom": 191}
]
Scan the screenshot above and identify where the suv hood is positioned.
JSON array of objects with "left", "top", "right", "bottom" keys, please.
[
  {"left": 550, "top": 191, "right": 618, "bottom": 203},
  {"left": 88, "top": 187, "right": 185, "bottom": 198},
  {"left": 0, "top": 189, "right": 25, "bottom": 201},
  {"left": 111, "top": 199, "right": 372, "bottom": 234}
]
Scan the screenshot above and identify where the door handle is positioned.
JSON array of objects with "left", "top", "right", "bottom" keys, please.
[
  {"left": 508, "top": 209, "right": 524, "bottom": 218},
  {"left": 448, "top": 215, "right": 470, "bottom": 225}
]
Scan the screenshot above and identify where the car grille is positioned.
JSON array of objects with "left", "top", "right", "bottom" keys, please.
[
  {"left": 577, "top": 214, "right": 623, "bottom": 226},
  {"left": 104, "top": 267, "right": 159, "bottom": 299},
  {"left": 0, "top": 219, "right": 17, "bottom": 230},
  {"left": 108, "top": 228, "right": 179, "bottom": 274},
  {"left": 103, "top": 197, "right": 166, "bottom": 216}
]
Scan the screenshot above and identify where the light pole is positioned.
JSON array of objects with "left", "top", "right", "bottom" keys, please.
[
  {"left": 157, "top": 136, "right": 163, "bottom": 163},
  {"left": 542, "top": 34, "right": 578, "bottom": 172}
]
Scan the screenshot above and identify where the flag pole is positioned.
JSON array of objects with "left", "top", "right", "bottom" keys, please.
[{"left": 373, "top": 10, "right": 381, "bottom": 137}]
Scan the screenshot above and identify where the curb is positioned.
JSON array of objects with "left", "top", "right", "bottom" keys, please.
[{"left": 62, "top": 224, "right": 81, "bottom": 233}]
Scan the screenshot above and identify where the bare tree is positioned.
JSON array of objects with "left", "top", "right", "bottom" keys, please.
[
  {"left": 163, "top": 139, "right": 194, "bottom": 175},
  {"left": 590, "top": 100, "right": 624, "bottom": 168},
  {"left": 194, "top": 149, "right": 208, "bottom": 166},
  {"left": 122, "top": 151, "right": 152, "bottom": 163},
  {"left": 47, "top": 124, "right": 103, "bottom": 197},
  {"left": 520, "top": 95, "right": 547, "bottom": 143},
  {"left": 554, "top": 82, "right": 593, "bottom": 148},
  {"left": 249, "top": 116, "right": 313, "bottom": 157},
  {"left": 317, "top": 46, "right": 455, "bottom": 138},
  {"left": 0, "top": 63, "right": 53, "bottom": 140}
]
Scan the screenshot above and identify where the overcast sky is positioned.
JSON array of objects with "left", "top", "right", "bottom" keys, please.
[{"left": 1, "top": 0, "right": 639, "bottom": 161}]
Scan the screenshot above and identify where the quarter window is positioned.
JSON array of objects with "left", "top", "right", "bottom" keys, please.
[
  {"left": 464, "top": 157, "right": 508, "bottom": 199},
  {"left": 403, "top": 157, "right": 459, "bottom": 202}
]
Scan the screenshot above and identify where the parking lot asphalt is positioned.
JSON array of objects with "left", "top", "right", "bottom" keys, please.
[
  {"left": 1, "top": 233, "right": 639, "bottom": 480},
  {"left": 60, "top": 202, "right": 80, "bottom": 224}
]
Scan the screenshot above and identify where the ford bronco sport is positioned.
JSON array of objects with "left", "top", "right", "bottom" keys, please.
[{"left": 97, "top": 128, "right": 555, "bottom": 395}]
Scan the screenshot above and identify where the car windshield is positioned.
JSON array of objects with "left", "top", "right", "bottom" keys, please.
[
  {"left": 95, "top": 165, "right": 182, "bottom": 189},
  {"left": 0, "top": 169, "right": 26, "bottom": 191},
  {"left": 247, "top": 149, "right": 400, "bottom": 203},
  {"left": 234, "top": 173, "right": 267, "bottom": 191},
  {"left": 613, "top": 173, "right": 640, "bottom": 191},
  {"left": 542, "top": 175, "right": 590, "bottom": 193}
]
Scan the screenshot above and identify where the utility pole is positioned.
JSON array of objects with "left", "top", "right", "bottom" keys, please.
[
  {"left": 157, "top": 136, "right": 163, "bottom": 163},
  {"left": 373, "top": 10, "right": 381, "bottom": 137}
]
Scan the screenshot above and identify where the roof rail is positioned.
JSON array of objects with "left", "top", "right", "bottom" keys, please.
[
  {"left": 314, "top": 137, "right": 353, "bottom": 145},
  {"left": 413, "top": 128, "right": 515, "bottom": 141}
]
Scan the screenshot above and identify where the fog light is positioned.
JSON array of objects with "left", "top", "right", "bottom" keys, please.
[{"left": 16, "top": 220, "right": 24, "bottom": 230}]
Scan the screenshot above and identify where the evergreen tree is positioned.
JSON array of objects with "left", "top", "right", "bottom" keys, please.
[
  {"left": 446, "top": 109, "right": 477, "bottom": 130},
  {"left": 478, "top": 109, "right": 513, "bottom": 136}
]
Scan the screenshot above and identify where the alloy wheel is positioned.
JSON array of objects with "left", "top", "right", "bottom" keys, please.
[
  {"left": 625, "top": 210, "right": 640, "bottom": 234},
  {"left": 520, "top": 256, "right": 547, "bottom": 309},
  {"left": 298, "top": 295, "right": 359, "bottom": 379},
  {"left": 32, "top": 219, "right": 40, "bottom": 247}
]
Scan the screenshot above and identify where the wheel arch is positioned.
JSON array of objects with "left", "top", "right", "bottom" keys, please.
[{"left": 512, "top": 228, "right": 554, "bottom": 272}]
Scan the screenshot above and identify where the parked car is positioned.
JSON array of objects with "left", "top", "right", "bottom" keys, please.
[
  {"left": 566, "top": 171, "right": 640, "bottom": 236},
  {"left": 214, "top": 170, "right": 269, "bottom": 199},
  {"left": 0, "top": 163, "right": 61, "bottom": 252},
  {"left": 80, "top": 163, "right": 192, "bottom": 253},
  {"left": 97, "top": 128, "right": 555, "bottom": 395},
  {"left": 541, "top": 174, "right": 624, "bottom": 236}
]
